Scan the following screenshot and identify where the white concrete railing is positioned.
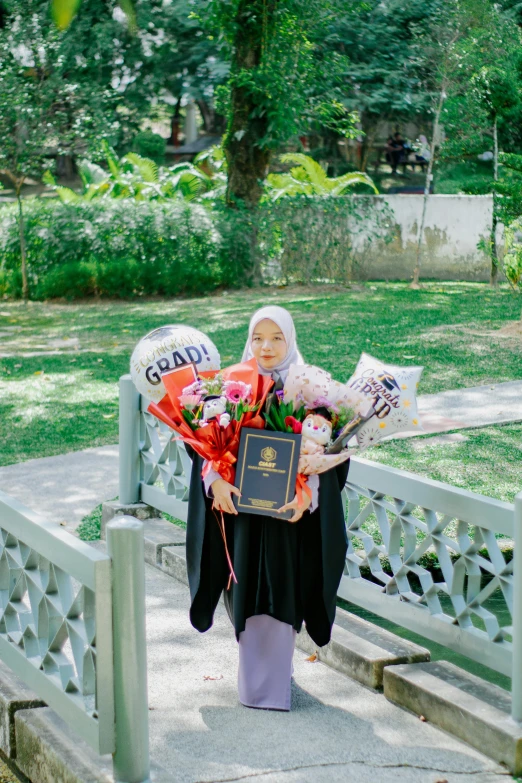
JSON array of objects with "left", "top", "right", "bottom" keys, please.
[
  {"left": 119, "top": 374, "right": 522, "bottom": 719},
  {"left": 0, "top": 485, "right": 151, "bottom": 783}
]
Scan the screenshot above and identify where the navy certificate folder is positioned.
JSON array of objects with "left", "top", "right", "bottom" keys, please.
[{"left": 234, "top": 430, "right": 301, "bottom": 519}]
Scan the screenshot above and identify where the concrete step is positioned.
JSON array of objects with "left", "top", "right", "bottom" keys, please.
[
  {"left": 102, "top": 505, "right": 186, "bottom": 567},
  {"left": 0, "top": 632, "right": 172, "bottom": 783},
  {"left": 384, "top": 660, "right": 522, "bottom": 775},
  {"left": 101, "top": 500, "right": 160, "bottom": 538},
  {"left": 297, "top": 607, "right": 430, "bottom": 689},
  {"left": 14, "top": 707, "right": 173, "bottom": 783},
  {"left": 142, "top": 518, "right": 186, "bottom": 567},
  {"left": 160, "top": 544, "right": 188, "bottom": 585},
  {"left": 15, "top": 708, "right": 113, "bottom": 783},
  {"left": 0, "top": 660, "right": 45, "bottom": 758}
]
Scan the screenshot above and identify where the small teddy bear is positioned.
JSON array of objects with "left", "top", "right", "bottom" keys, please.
[
  {"left": 200, "top": 395, "right": 230, "bottom": 428},
  {"left": 301, "top": 411, "right": 332, "bottom": 456}
]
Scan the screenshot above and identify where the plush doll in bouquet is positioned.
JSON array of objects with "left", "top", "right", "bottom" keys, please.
[
  {"left": 298, "top": 407, "right": 353, "bottom": 474},
  {"left": 301, "top": 409, "right": 332, "bottom": 456},
  {"left": 200, "top": 395, "right": 230, "bottom": 428}
]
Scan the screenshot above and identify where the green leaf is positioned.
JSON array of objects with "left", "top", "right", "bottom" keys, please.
[
  {"left": 51, "top": 0, "right": 81, "bottom": 30},
  {"left": 330, "top": 172, "right": 378, "bottom": 196},
  {"left": 124, "top": 153, "right": 159, "bottom": 184},
  {"left": 83, "top": 184, "right": 103, "bottom": 201},
  {"left": 280, "top": 154, "right": 329, "bottom": 191},
  {"left": 54, "top": 186, "right": 80, "bottom": 203},
  {"left": 78, "top": 160, "right": 107, "bottom": 187},
  {"left": 118, "top": 0, "right": 137, "bottom": 34},
  {"left": 102, "top": 141, "right": 121, "bottom": 179}
]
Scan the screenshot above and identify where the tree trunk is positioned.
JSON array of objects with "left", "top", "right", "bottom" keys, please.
[
  {"left": 16, "top": 183, "right": 28, "bottom": 302},
  {"left": 196, "top": 99, "right": 215, "bottom": 134},
  {"left": 170, "top": 98, "right": 181, "bottom": 147},
  {"left": 411, "top": 89, "right": 445, "bottom": 288},
  {"left": 493, "top": 114, "right": 499, "bottom": 183},
  {"left": 490, "top": 114, "right": 499, "bottom": 286},
  {"left": 224, "top": 0, "right": 272, "bottom": 208},
  {"left": 56, "top": 154, "right": 74, "bottom": 180},
  {"left": 359, "top": 117, "right": 377, "bottom": 173}
]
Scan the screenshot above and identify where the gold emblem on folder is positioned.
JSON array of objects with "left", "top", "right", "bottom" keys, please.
[{"left": 261, "top": 446, "right": 277, "bottom": 462}]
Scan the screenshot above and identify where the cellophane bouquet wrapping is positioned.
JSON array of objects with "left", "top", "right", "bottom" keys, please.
[
  {"left": 265, "top": 364, "right": 372, "bottom": 475},
  {"left": 148, "top": 358, "right": 273, "bottom": 485}
]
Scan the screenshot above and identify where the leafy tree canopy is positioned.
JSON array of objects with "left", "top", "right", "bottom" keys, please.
[
  {"left": 327, "top": 1, "right": 447, "bottom": 128},
  {"left": 441, "top": 1, "right": 522, "bottom": 162}
]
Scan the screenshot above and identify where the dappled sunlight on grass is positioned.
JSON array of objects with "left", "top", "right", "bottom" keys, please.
[
  {"left": 0, "top": 282, "right": 520, "bottom": 470},
  {"left": 370, "top": 423, "right": 522, "bottom": 503}
]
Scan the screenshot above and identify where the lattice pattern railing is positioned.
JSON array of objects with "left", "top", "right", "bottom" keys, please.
[
  {"left": 0, "top": 492, "right": 114, "bottom": 753},
  {"left": 342, "top": 458, "right": 515, "bottom": 676},
  {"left": 124, "top": 377, "right": 522, "bottom": 716},
  {"left": 139, "top": 396, "right": 191, "bottom": 518},
  {"left": 126, "top": 378, "right": 519, "bottom": 683}
]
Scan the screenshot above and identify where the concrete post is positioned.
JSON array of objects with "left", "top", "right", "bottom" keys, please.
[
  {"left": 184, "top": 101, "right": 198, "bottom": 145},
  {"left": 513, "top": 493, "right": 522, "bottom": 722},
  {"left": 119, "top": 375, "right": 141, "bottom": 505},
  {"left": 107, "top": 516, "right": 150, "bottom": 783}
]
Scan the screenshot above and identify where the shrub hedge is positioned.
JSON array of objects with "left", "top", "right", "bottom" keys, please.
[
  {"left": 0, "top": 199, "right": 224, "bottom": 299},
  {"left": 132, "top": 131, "right": 166, "bottom": 163},
  {"left": 0, "top": 196, "right": 389, "bottom": 299}
]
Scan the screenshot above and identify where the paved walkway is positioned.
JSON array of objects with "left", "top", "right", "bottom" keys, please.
[
  {"left": 0, "top": 445, "right": 118, "bottom": 532},
  {"left": 411, "top": 380, "right": 522, "bottom": 437},
  {"left": 1, "top": 381, "right": 521, "bottom": 532},
  {"left": 141, "top": 558, "right": 508, "bottom": 783},
  {"left": 1, "top": 384, "right": 520, "bottom": 781}
]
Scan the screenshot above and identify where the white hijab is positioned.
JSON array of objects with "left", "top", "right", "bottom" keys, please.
[{"left": 241, "top": 305, "right": 304, "bottom": 378}]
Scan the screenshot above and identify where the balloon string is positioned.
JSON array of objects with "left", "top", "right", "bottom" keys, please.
[{"left": 212, "top": 507, "right": 238, "bottom": 590}]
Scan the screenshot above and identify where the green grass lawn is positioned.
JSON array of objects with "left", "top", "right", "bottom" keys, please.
[
  {"left": 369, "top": 422, "right": 522, "bottom": 504},
  {"left": 1, "top": 281, "right": 521, "bottom": 500}
]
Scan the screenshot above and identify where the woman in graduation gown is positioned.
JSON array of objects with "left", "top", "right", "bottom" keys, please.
[{"left": 186, "top": 305, "right": 349, "bottom": 711}]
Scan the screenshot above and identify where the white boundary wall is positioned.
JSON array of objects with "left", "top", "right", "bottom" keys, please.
[{"left": 351, "top": 194, "right": 494, "bottom": 281}]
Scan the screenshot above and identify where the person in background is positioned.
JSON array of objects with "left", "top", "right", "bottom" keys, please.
[
  {"left": 386, "top": 132, "right": 406, "bottom": 175},
  {"left": 413, "top": 135, "right": 431, "bottom": 171}
]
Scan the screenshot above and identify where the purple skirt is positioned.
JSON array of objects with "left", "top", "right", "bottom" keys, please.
[{"left": 238, "top": 614, "right": 296, "bottom": 711}]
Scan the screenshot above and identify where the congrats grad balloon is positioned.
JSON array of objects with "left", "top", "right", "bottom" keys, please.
[
  {"left": 346, "top": 352, "right": 424, "bottom": 447},
  {"left": 130, "top": 325, "right": 220, "bottom": 403}
]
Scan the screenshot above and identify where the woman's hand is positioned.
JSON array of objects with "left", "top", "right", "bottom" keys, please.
[
  {"left": 211, "top": 478, "right": 240, "bottom": 515},
  {"left": 277, "top": 491, "right": 311, "bottom": 524}
]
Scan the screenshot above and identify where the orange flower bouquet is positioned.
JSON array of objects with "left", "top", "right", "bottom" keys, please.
[{"left": 147, "top": 358, "right": 274, "bottom": 485}]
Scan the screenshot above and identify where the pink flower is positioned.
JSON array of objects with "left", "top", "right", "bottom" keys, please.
[
  {"left": 182, "top": 381, "right": 203, "bottom": 395},
  {"left": 223, "top": 381, "right": 252, "bottom": 404},
  {"left": 313, "top": 395, "right": 336, "bottom": 411},
  {"left": 178, "top": 394, "right": 202, "bottom": 410}
]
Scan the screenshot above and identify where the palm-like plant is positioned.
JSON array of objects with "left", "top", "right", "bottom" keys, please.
[
  {"left": 44, "top": 142, "right": 213, "bottom": 202},
  {"left": 193, "top": 145, "right": 228, "bottom": 200},
  {"left": 265, "top": 153, "right": 378, "bottom": 200}
]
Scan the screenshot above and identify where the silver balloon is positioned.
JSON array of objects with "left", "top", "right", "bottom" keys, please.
[{"left": 130, "top": 324, "right": 220, "bottom": 402}]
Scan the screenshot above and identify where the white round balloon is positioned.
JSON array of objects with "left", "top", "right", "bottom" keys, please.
[{"left": 130, "top": 325, "right": 220, "bottom": 403}]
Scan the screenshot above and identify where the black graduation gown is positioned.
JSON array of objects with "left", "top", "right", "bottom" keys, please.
[{"left": 186, "top": 445, "right": 349, "bottom": 648}]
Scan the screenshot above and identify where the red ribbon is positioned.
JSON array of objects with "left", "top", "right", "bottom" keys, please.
[
  {"left": 147, "top": 359, "right": 276, "bottom": 582},
  {"left": 296, "top": 473, "right": 313, "bottom": 507},
  {"left": 202, "top": 452, "right": 237, "bottom": 486},
  {"left": 212, "top": 508, "right": 238, "bottom": 590}
]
